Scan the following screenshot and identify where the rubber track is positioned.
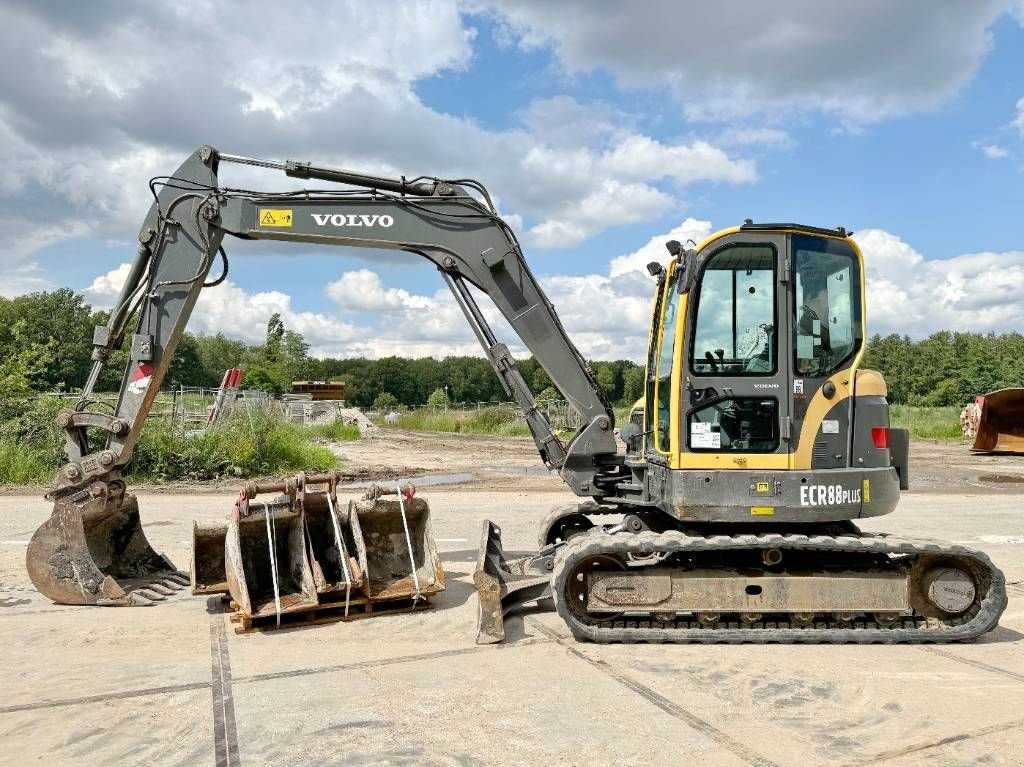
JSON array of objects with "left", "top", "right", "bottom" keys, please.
[{"left": 551, "top": 531, "right": 1007, "bottom": 644}]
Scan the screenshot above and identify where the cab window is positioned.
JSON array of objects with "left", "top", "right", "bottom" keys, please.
[
  {"left": 688, "top": 397, "right": 779, "bottom": 453},
  {"left": 691, "top": 244, "right": 776, "bottom": 376},
  {"left": 793, "top": 235, "right": 862, "bottom": 377}
]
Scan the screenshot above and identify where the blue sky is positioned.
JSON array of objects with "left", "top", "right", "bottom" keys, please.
[{"left": 2, "top": 2, "right": 1023, "bottom": 359}]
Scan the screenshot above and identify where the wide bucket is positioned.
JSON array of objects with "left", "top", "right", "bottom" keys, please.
[
  {"left": 224, "top": 500, "right": 319, "bottom": 620},
  {"left": 350, "top": 494, "right": 445, "bottom": 601},
  {"left": 27, "top": 493, "right": 188, "bottom": 605},
  {"left": 972, "top": 388, "right": 1024, "bottom": 454}
]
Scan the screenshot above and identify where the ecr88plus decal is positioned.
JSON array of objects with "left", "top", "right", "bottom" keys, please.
[{"left": 800, "top": 483, "right": 862, "bottom": 506}]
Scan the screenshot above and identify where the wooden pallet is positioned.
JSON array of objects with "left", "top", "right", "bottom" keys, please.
[{"left": 228, "top": 593, "right": 434, "bottom": 633}]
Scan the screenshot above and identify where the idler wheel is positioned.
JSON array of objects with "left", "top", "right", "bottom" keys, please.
[{"left": 923, "top": 567, "right": 976, "bottom": 615}]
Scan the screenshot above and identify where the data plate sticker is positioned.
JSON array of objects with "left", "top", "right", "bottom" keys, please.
[
  {"left": 822, "top": 419, "right": 840, "bottom": 434},
  {"left": 691, "top": 421, "right": 720, "bottom": 448},
  {"left": 793, "top": 379, "right": 804, "bottom": 394}
]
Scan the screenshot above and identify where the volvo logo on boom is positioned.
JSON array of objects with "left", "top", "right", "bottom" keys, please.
[{"left": 311, "top": 213, "right": 394, "bottom": 228}]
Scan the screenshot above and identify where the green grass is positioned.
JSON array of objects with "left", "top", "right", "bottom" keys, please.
[
  {"left": 889, "top": 405, "right": 963, "bottom": 441},
  {"left": 0, "top": 397, "right": 343, "bottom": 484},
  {"left": 382, "top": 407, "right": 531, "bottom": 437},
  {"left": 305, "top": 421, "right": 362, "bottom": 442}
]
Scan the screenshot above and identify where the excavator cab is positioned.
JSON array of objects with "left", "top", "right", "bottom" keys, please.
[{"left": 635, "top": 223, "right": 908, "bottom": 514}]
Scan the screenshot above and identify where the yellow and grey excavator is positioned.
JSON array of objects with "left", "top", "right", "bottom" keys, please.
[{"left": 26, "top": 146, "right": 1006, "bottom": 643}]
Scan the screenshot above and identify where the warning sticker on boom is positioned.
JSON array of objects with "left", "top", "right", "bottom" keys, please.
[{"left": 258, "top": 209, "right": 293, "bottom": 227}]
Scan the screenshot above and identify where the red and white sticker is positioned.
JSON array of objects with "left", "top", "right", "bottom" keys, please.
[{"left": 127, "top": 363, "right": 154, "bottom": 395}]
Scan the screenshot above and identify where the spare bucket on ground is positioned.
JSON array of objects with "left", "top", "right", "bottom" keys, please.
[
  {"left": 191, "top": 473, "right": 444, "bottom": 629},
  {"left": 191, "top": 522, "right": 229, "bottom": 595},
  {"left": 350, "top": 484, "right": 445, "bottom": 601},
  {"left": 969, "top": 388, "right": 1024, "bottom": 454},
  {"left": 224, "top": 496, "right": 318, "bottom": 622}
]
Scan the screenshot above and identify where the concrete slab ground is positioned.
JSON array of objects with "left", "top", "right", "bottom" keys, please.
[{"left": 2, "top": 436, "right": 1023, "bottom": 766}]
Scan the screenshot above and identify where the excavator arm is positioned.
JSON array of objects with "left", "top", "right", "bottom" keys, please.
[{"left": 28, "top": 146, "right": 622, "bottom": 606}]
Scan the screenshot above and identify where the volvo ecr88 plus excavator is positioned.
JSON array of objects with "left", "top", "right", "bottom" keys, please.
[{"left": 27, "top": 146, "right": 1005, "bottom": 643}]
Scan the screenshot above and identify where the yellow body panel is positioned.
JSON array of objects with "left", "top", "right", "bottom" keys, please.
[{"left": 855, "top": 369, "right": 888, "bottom": 397}]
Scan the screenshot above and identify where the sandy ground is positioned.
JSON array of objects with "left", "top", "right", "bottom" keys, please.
[{"left": 1, "top": 433, "right": 1023, "bottom": 766}]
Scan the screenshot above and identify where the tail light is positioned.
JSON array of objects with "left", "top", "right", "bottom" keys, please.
[{"left": 871, "top": 427, "right": 890, "bottom": 449}]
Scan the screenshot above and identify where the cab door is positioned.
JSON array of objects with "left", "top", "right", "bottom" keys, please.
[{"left": 678, "top": 234, "right": 792, "bottom": 469}]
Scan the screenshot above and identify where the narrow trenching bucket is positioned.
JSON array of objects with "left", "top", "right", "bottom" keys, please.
[
  {"left": 302, "top": 490, "right": 364, "bottom": 600},
  {"left": 350, "top": 487, "right": 445, "bottom": 602},
  {"left": 971, "top": 388, "right": 1024, "bottom": 454},
  {"left": 27, "top": 492, "right": 189, "bottom": 605}
]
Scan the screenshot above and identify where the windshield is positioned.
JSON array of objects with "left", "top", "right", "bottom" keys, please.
[{"left": 691, "top": 244, "right": 777, "bottom": 376}]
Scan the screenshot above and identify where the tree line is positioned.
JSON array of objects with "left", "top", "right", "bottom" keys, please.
[
  {"left": 0, "top": 289, "right": 644, "bottom": 407},
  {"left": 1, "top": 289, "right": 1021, "bottom": 408}
]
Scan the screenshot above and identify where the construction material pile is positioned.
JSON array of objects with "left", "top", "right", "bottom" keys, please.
[{"left": 191, "top": 472, "right": 444, "bottom": 632}]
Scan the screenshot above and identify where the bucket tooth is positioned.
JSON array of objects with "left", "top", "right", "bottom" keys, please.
[
  {"left": 27, "top": 493, "right": 176, "bottom": 606},
  {"left": 191, "top": 522, "right": 229, "bottom": 595},
  {"left": 473, "top": 520, "right": 554, "bottom": 644}
]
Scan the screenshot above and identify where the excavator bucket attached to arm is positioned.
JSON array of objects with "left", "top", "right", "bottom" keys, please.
[{"left": 27, "top": 490, "right": 188, "bottom": 605}]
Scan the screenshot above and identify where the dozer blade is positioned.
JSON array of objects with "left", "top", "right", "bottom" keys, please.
[
  {"left": 191, "top": 522, "right": 228, "bottom": 595},
  {"left": 971, "top": 388, "right": 1024, "bottom": 454},
  {"left": 473, "top": 520, "right": 554, "bottom": 644},
  {"left": 27, "top": 493, "right": 187, "bottom": 606}
]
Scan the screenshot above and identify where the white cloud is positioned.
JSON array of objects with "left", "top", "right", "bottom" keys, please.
[
  {"left": 979, "top": 143, "right": 1009, "bottom": 159},
  {"left": 526, "top": 180, "right": 676, "bottom": 248},
  {"left": 85, "top": 262, "right": 363, "bottom": 356},
  {"left": 477, "top": 0, "right": 1007, "bottom": 124},
  {"left": 609, "top": 218, "right": 713, "bottom": 277},
  {"left": 854, "top": 229, "right": 1024, "bottom": 337},
  {"left": 0, "top": 263, "right": 52, "bottom": 298},
  {"left": 1014, "top": 96, "right": 1024, "bottom": 138},
  {"left": 718, "top": 128, "right": 794, "bottom": 150},
  {"left": 0, "top": 4, "right": 755, "bottom": 273},
  {"left": 325, "top": 269, "right": 434, "bottom": 313}
]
